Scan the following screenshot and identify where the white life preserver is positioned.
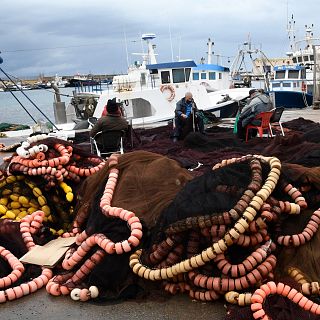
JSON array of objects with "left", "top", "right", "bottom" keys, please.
[{"left": 160, "top": 84, "right": 175, "bottom": 102}]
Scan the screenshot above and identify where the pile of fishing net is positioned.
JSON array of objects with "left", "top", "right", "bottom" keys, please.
[
  {"left": 0, "top": 117, "right": 319, "bottom": 320},
  {"left": 0, "top": 123, "right": 30, "bottom": 133}
]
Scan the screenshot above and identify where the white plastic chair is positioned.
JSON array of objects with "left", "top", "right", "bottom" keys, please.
[
  {"left": 269, "top": 107, "right": 285, "bottom": 137},
  {"left": 90, "top": 130, "right": 125, "bottom": 158}
]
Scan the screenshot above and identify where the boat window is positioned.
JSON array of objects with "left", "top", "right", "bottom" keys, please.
[
  {"left": 293, "top": 83, "right": 297, "bottom": 87},
  {"left": 288, "top": 70, "right": 299, "bottom": 79},
  {"left": 297, "top": 56, "right": 303, "bottom": 63},
  {"left": 161, "top": 71, "right": 171, "bottom": 84},
  {"left": 272, "top": 83, "right": 280, "bottom": 87},
  {"left": 193, "top": 72, "right": 200, "bottom": 80},
  {"left": 303, "top": 56, "right": 309, "bottom": 62},
  {"left": 310, "top": 54, "right": 314, "bottom": 61},
  {"left": 172, "top": 69, "right": 186, "bottom": 83},
  {"left": 209, "top": 72, "right": 216, "bottom": 80},
  {"left": 301, "top": 69, "right": 306, "bottom": 79},
  {"left": 283, "top": 83, "right": 291, "bottom": 87},
  {"left": 275, "top": 71, "right": 285, "bottom": 79},
  {"left": 185, "top": 68, "right": 191, "bottom": 81},
  {"left": 292, "top": 57, "right": 297, "bottom": 63},
  {"left": 149, "top": 69, "right": 158, "bottom": 74},
  {"left": 201, "top": 73, "right": 206, "bottom": 80},
  {"left": 219, "top": 73, "right": 222, "bottom": 79}
]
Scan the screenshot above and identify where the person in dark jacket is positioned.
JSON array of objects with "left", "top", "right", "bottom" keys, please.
[
  {"left": 90, "top": 98, "right": 128, "bottom": 146},
  {"left": 236, "top": 89, "right": 273, "bottom": 140},
  {"left": 173, "top": 92, "right": 204, "bottom": 141}
]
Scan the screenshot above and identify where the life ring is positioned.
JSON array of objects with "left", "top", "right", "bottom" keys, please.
[
  {"left": 200, "top": 81, "right": 209, "bottom": 87},
  {"left": 160, "top": 85, "right": 175, "bottom": 102}
]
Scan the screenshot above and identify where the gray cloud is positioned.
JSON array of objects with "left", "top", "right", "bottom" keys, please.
[{"left": 0, "top": 0, "right": 319, "bottom": 77}]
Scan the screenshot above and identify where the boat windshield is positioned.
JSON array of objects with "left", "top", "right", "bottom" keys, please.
[
  {"left": 160, "top": 67, "right": 192, "bottom": 84},
  {"left": 275, "top": 70, "right": 286, "bottom": 79},
  {"left": 288, "top": 70, "right": 299, "bottom": 79}
]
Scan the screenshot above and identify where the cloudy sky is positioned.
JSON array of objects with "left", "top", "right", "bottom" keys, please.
[{"left": 0, "top": 0, "right": 319, "bottom": 78}]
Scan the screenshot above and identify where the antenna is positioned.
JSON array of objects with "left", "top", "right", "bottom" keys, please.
[
  {"left": 178, "top": 35, "right": 181, "bottom": 61},
  {"left": 168, "top": 24, "right": 174, "bottom": 61},
  {"left": 141, "top": 33, "right": 157, "bottom": 64},
  {"left": 287, "top": 13, "right": 296, "bottom": 52},
  {"left": 123, "top": 27, "right": 129, "bottom": 69}
]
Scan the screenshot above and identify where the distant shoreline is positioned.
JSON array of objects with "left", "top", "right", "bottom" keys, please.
[{"left": 0, "top": 74, "right": 116, "bottom": 85}]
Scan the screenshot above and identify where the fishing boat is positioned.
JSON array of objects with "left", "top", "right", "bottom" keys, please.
[
  {"left": 78, "top": 34, "right": 250, "bottom": 127},
  {"left": 286, "top": 16, "right": 319, "bottom": 92},
  {"left": 267, "top": 17, "right": 320, "bottom": 109},
  {"left": 65, "top": 74, "right": 101, "bottom": 88},
  {"left": 230, "top": 26, "right": 317, "bottom": 109},
  {"left": 229, "top": 36, "right": 271, "bottom": 90},
  {"left": 0, "top": 35, "right": 250, "bottom": 140},
  {"left": 269, "top": 64, "right": 313, "bottom": 108}
]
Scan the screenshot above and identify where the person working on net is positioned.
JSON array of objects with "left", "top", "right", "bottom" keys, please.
[
  {"left": 90, "top": 98, "right": 128, "bottom": 146},
  {"left": 173, "top": 92, "right": 204, "bottom": 142},
  {"left": 236, "top": 89, "right": 273, "bottom": 140}
]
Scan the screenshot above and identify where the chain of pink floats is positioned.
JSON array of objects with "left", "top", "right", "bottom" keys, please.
[
  {"left": 1, "top": 147, "right": 320, "bottom": 319},
  {"left": 1, "top": 152, "right": 143, "bottom": 302},
  {"left": 46, "top": 153, "right": 143, "bottom": 301},
  {"left": 10, "top": 140, "right": 104, "bottom": 188}
]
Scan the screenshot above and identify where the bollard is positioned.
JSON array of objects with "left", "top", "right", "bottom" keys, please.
[{"left": 53, "top": 101, "right": 67, "bottom": 124}]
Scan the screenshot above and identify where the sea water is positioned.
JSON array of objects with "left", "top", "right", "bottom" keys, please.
[{"left": 0, "top": 87, "right": 76, "bottom": 126}]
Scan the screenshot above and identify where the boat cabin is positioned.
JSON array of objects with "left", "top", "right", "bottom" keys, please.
[
  {"left": 111, "top": 60, "right": 196, "bottom": 92},
  {"left": 291, "top": 50, "right": 314, "bottom": 66},
  {"left": 270, "top": 65, "right": 312, "bottom": 94},
  {"left": 146, "top": 60, "right": 196, "bottom": 86},
  {"left": 191, "top": 64, "right": 230, "bottom": 92}
]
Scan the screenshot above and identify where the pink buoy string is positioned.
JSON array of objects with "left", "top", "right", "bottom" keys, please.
[
  {"left": 0, "top": 210, "right": 53, "bottom": 303},
  {"left": 46, "top": 153, "right": 143, "bottom": 299},
  {"left": 251, "top": 281, "right": 320, "bottom": 319}
]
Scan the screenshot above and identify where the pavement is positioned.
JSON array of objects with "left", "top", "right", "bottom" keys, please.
[{"left": 0, "top": 290, "right": 227, "bottom": 320}]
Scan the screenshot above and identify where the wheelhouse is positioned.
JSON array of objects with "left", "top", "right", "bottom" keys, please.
[
  {"left": 146, "top": 60, "right": 196, "bottom": 86},
  {"left": 191, "top": 64, "right": 229, "bottom": 82},
  {"left": 270, "top": 65, "right": 311, "bottom": 93}
]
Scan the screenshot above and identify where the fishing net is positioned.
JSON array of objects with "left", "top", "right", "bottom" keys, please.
[
  {"left": 0, "top": 123, "right": 30, "bottom": 132},
  {"left": 0, "top": 117, "right": 320, "bottom": 319}
]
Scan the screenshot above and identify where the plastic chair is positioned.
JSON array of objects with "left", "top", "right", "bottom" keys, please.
[
  {"left": 245, "top": 111, "right": 274, "bottom": 142},
  {"left": 87, "top": 117, "right": 98, "bottom": 127},
  {"left": 90, "top": 129, "right": 125, "bottom": 157},
  {"left": 269, "top": 107, "right": 285, "bottom": 137}
]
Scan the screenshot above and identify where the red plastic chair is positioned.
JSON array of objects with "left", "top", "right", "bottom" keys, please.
[{"left": 245, "top": 111, "right": 274, "bottom": 142}]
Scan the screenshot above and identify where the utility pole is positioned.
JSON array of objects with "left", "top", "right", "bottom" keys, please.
[{"left": 312, "top": 45, "right": 320, "bottom": 109}]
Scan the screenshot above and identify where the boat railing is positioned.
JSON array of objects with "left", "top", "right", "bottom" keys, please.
[
  {"left": 73, "top": 81, "right": 112, "bottom": 94},
  {"left": 112, "top": 76, "right": 160, "bottom": 92}
]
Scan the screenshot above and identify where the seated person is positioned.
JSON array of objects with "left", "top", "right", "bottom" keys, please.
[
  {"left": 90, "top": 98, "right": 128, "bottom": 149},
  {"left": 101, "top": 100, "right": 123, "bottom": 117},
  {"left": 173, "top": 92, "right": 204, "bottom": 141},
  {"left": 236, "top": 89, "right": 273, "bottom": 140}
]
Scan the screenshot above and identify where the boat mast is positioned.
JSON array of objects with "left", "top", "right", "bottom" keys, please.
[
  {"left": 141, "top": 33, "right": 157, "bottom": 65},
  {"left": 207, "top": 38, "right": 214, "bottom": 64}
]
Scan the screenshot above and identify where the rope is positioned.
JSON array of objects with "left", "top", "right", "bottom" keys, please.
[{"left": 302, "top": 90, "right": 312, "bottom": 108}]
